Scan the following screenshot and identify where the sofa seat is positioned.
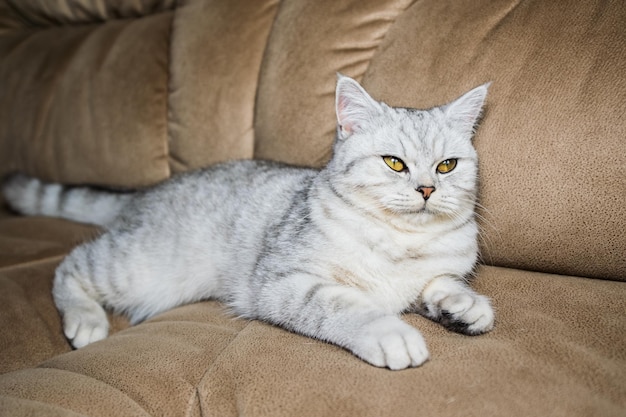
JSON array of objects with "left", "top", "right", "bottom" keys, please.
[
  {"left": 0, "top": 214, "right": 624, "bottom": 417},
  {"left": 1, "top": 0, "right": 625, "bottom": 415}
]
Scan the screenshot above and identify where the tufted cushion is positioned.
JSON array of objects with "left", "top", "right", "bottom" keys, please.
[
  {"left": 166, "top": 0, "right": 279, "bottom": 173},
  {"left": 0, "top": 6, "right": 173, "bottom": 187},
  {"left": 254, "top": 0, "right": 626, "bottom": 280},
  {"left": 363, "top": 0, "right": 626, "bottom": 279},
  {"left": 254, "top": 0, "right": 414, "bottom": 167},
  {"left": 1, "top": 258, "right": 624, "bottom": 416}
]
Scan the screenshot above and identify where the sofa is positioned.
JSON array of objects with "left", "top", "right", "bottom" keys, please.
[{"left": 0, "top": 0, "right": 624, "bottom": 416}]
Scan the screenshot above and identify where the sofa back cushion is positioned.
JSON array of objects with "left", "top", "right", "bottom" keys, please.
[
  {"left": 0, "top": 2, "right": 174, "bottom": 187},
  {"left": 166, "top": 0, "right": 279, "bottom": 174},
  {"left": 0, "top": 0, "right": 279, "bottom": 187},
  {"left": 255, "top": 0, "right": 626, "bottom": 280},
  {"left": 254, "top": 0, "right": 414, "bottom": 167},
  {"left": 2, "top": 0, "right": 624, "bottom": 280}
]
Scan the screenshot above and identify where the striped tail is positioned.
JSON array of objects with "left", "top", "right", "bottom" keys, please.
[{"left": 2, "top": 173, "right": 133, "bottom": 228}]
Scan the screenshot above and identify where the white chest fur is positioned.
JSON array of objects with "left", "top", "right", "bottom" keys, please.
[{"left": 316, "top": 206, "right": 478, "bottom": 314}]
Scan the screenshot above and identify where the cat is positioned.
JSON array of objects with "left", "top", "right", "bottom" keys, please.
[{"left": 2, "top": 75, "right": 494, "bottom": 370}]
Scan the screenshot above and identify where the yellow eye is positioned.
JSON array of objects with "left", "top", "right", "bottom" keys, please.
[
  {"left": 436, "top": 159, "right": 458, "bottom": 174},
  {"left": 383, "top": 156, "right": 406, "bottom": 172}
]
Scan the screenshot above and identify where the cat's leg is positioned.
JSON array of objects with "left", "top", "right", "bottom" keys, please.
[
  {"left": 415, "top": 276, "right": 494, "bottom": 335},
  {"left": 345, "top": 313, "right": 430, "bottom": 370},
  {"left": 53, "top": 241, "right": 111, "bottom": 348},
  {"left": 54, "top": 231, "right": 159, "bottom": 348},
  {"left": 248, "top": 276, "right": 429, "bottom": 370},
  {"left": 54, "top": 229, "right": 222, "bottom": 348}
]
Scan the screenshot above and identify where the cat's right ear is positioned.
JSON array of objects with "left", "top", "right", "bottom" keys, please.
[
  {"left": 335, "top": 74, "right": 383, "bottom": 140},
  {"left": 444, "top": 83, "right": 491, "bottom": 138}
]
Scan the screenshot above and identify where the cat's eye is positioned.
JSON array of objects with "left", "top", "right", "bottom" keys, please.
[
  {"left": 383, "top": 156, "right": 406, "bottom": 172},
  {"left": 436, "top": 159, "right": 458, "bottom": 174}
]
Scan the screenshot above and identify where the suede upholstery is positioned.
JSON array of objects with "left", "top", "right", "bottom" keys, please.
[
  {"left": 0, "top": 0, "right": 624, "bottom": 416},
  {"left": 0, "top": 3, "right": 174, "bottom": 187}
]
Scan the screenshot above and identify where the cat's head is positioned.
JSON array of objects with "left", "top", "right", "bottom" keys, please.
[{"left": 326, "top": 74, "right": 489, "bottom": 226}]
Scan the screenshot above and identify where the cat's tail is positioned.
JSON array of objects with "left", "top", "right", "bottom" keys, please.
[{"left": 2, "top": 173, "right": 133, "bottom": 228}]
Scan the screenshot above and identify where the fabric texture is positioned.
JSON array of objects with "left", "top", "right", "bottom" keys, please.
[
  {"left": 0, "top": 0, "right": 624, "bottom": 416},
  {"left": 0, "top": 6, "right": 172, "bottom": 187},
  {"left": 166, "top": 0, "right": 279, "bottom": 173},
  {"left": 0, "top": 249, "right": 624, "bottom": 416},
  {"left": 254, "top": 0, "right": 414, "bottom": 167},
  {"left": 0, "top": 0, "right": 176, "bottom": 27},
  {"left": 362, "top": 0, "right": 626, "bottom": 280}
]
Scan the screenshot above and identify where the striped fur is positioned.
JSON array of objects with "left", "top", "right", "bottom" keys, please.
[
  {"left": 3, "top": 174, "right": 131, "bottom": 227},
  {"left": 2, "top": 76, "right": 494, "bottom": 370}
]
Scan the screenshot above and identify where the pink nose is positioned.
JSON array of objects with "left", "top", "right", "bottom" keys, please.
[{"left": 417, "top": 186, "right": 435, "bottom": 200}]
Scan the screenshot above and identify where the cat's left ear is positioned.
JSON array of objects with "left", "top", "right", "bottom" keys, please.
[
  {"left": 335, "top": 74, "right": 383, "bottom": 139},
  {"left": 444, "top": 82, "right": 491, "bottom": 137}
]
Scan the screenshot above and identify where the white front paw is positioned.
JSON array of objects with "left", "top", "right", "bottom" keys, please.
[
  {"left": 439, "top": 292, "right": 494, "bottom": 334},
  {"left": 351, "top": 316, "right": 429, "bottom": 370},
  {"left": 62, "top": 305, "right": 109, "bottom": 349},
  {"left": 421, "top": 279, "right": 495, "bottom": 335}
]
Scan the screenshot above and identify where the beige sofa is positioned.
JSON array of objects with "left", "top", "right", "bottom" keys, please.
[{"left": 0, "top": 0, "right": 624, "bottom": 416}]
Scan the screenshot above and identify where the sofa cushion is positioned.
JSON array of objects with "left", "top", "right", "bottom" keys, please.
[
  {"left": 196, "top": 267, "right": 626, "bottom": 416},
  {"left": 0, "top": 0, "right": 176, "bottom": 27},
  {"left": 166, "top": 0, "right": 279, "bottom": 173},
  {"left": 254, "top": 0, "right": 626, "bottom": 280},
  {"left": 0, "top": 217, "right": 130, "bottom": 374},
  {"left": 0, "top": 369, "right": 151, "bottom": 417},
  {"left": 0, "top": 9, "right": 173, "bottom": 188},
  {"left": 364, "top": 0, "right": 626, "bottom": 280},
  {"left": 1, "top": 250, "right": 624, "bottom": 416},
  {"left": 0, "top": 259, "right": 73, "bottom": 374},
  {"left": 0, "top": 214, "right": 97, "bottom": 269},
  {"left": 254, "top": 0, "right": 414, "bottom": 167}
]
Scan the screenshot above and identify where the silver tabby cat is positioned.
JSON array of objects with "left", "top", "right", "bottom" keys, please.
[{"left": 3, "top": 75, "right": 494, "bottom": 370}]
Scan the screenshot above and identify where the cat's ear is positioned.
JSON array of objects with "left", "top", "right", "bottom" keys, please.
[
  {"left": 444, "top": 83, "right": 491, "bottom": 137},
  {"left": 335, "top": 74, "right": 383, "bottom": 139}
]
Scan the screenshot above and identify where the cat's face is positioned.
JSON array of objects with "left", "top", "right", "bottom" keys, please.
[{"left": 327, "top": 75, "right": 488, "bottom": 226}]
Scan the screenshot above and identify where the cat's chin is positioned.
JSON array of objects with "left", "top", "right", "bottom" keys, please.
[
  {"left": 396, "top": 206, "right": 474, "bottom": 229},
  {"left": 392, "top": 203, "right": 446, "bottom": 217},
  {"left": 383, "top": 197, "right": 471, "bottom": 217}
]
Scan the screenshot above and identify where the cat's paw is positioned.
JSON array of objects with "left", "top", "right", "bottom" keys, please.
[
  {"left": 420, "top": 278, "right": 494, "bottom": 335},
  {"left": 438, "top": 292, "right": 494, "bottom": 335},
  {"left": 351, "top": 316, "right": 429, "bottom": 370},
  {"left": 62, "top": 304, "right": 110, "bottom": 349}
]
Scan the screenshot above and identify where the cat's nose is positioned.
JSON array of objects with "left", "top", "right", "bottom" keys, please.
[{"left": 417, "top": 186, "right": 436, "bottom": 200}]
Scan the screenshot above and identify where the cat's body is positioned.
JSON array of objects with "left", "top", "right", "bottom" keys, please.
[{"left": 2, "top": 76, "right": 494, "bottom": 370}]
